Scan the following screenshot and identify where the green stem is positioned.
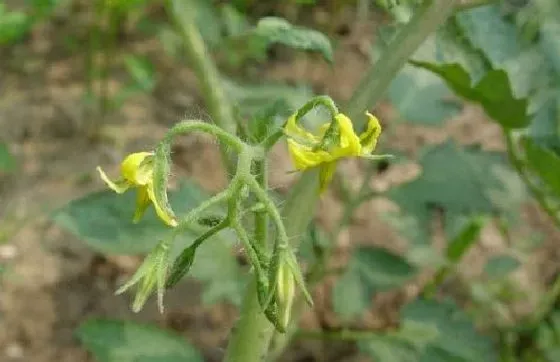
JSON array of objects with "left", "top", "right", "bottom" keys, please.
[
  {"left": 166, "top": 0, "right": 237, "bottom": 175},
  {"left": 174, "top": 189, "right": 231, "bottom": 234},
  {"left": 504, "top": 131, "right": 560, "bottom": 228},
  {"left": 100, "top": 4, "right": 118, "bottom": 119},
  {"left": 253, "top": 158, "right": 269, "bottom": 250},
  {"left": 166, "top": 120, "right": 245, "bottom": 153},
  {"left": 224, "top": 170, "right": 321, "bottom": 362},
  {"left": 345, "top": 0, "right": 460, "bottom": 123},
  {"left": 269, "top": 2, "right": 459, "bottom": 360}
]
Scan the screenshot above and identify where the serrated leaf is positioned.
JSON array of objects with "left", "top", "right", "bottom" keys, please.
[
  {"left": 455, "top": 4, "right": 520, "bottom": 67},
  {"left": 410, "top": 62, "right": 529, "bottom": 129},
  {"left": 388, "top": 65, "right": 462, "bottom": 126},
  {"left": 76, "top": 319, "right": 203, "bottom": 362},
  {"left": 523, "top": 136, "right": 560, "bottom": 196},
  {"left": 484, "top": 255, "right": 520, "bottom": 278},
  {"left": 332, "top": 246, "right": 416, "bottom": 319},
  {"left": 253, "top": 17, "right": 333, "bottom": 63},
  {"left": 0, "top": 142, "right": 16, "bottom": 172},
  {"left": 53, "top": 182, "right": 243, "bottom": 305}
]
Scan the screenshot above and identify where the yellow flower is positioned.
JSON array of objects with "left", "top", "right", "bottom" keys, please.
[
  {"left": 97, "top": 152, "right": 177, "bottom": 227},
  {"left": 285, "top": 112, "right": 382, "bottom": 191}
]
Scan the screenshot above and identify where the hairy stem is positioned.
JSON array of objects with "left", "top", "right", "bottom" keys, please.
[{"left": 166, "top": 0, "right": 237, "bottom": 175}]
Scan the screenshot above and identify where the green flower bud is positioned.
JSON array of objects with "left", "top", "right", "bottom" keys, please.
[
  {"left": 115, "top": 240, "right": 170, "bottom": 313},
  {"left": 276, "top": 257, "right": 296, "bottom": 330}
]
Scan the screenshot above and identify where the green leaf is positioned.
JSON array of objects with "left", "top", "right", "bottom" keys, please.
[
  {"left": 253, "top": 17, "right": 333, "bottom": 63},
  {"left": 332, "top": 246, "right": 416, "bottom": 319},
  {"left": 388, "top": 65, "right": 462, "bottom": 126},
  {"left": 53, "top": 182, "right": 244, "bottom": 305},
  {"left": 410, "top": 62, "right": 529, "bottom": 129},
  {"left": 484, "top": 255, "right": 520, "bottom": 278},
  {"left": 541, "top": 20, "right": 560, "bottom": 77},
  {"left": 389, "top": 141, "right": 514, "bottom": 236},
  {"left": 445, "top": 216, "right": 485, "bottom": 262},
  {"left": 76, "top": 319, "right": 203, "bottom": 362},
  {"left": 523, "top": 136, "right": 560, "bottom": 196},
  {"left": 0, "top": 142, "right": 16, "bottom": 172},
  {"left": 402, "top": 299, "right": 498, "bottom": 361},
  {"left": 359, "top": 337, "right": 419, "bottom": 362},
  {"left": 0, "top": 5, "right": 31, "bottom": 45},
  {"left": 455, "top": 4, "right": 520, "bottom": 67}
]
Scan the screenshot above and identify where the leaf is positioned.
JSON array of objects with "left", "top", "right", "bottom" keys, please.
[
  {"left": 332, "top": 246, "right": 417, "bottom": 319},
  {"left": 455, "top": 4, "right": 521, "bottom": 67},
  {"left": 445, "top": 216, "right": 485, "bottom": 262},
  {"left": 388, "top": 65, "right": 462, "bottom": 126},
  {"left": 522, "top": 136, "right": 560, "bottom": 196},
  {"left": 0, "top": 5, "right": 31, "bottom": 45},
  {"left": 253, "top": 17, "right": 333, "bottom": 63},
  {"left": 53, "top": 182, "right": 244, "bottom": 305},
  {"left": 410, "top": 62, "right": 529, "bottom": 129},
  {"left": 0, "top": 142, "right": 16, "bottom": 172},
  {"left": 76, "top": 319, "right": 203, "bottom": 362},
  {"left": 541, "top": 20, "right": 560, "bottom": 76},
  {"left": 389, "top": 141, "right": 514, "bottom": 238},
  {"left": 484, "top": 255, "right": 520, "bottom": 278},
  {"left": 402, "top": 299, "right": 498, "bottom": 361}
]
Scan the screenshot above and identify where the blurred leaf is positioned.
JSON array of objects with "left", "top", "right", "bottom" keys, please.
[
  {"left": 541, "top": 20, "right": 560, "bottom": 76},
  {"left": 253, "top": 17, "right": 333, "bottom": 63},
  {"left": 388, "top": 65, "right": 462, "bottom": 125},
  {"left": 455, "top": 4, "right": 520, "bottom": 67},
  {"left": 528, "top": 91, "right": 560, "bottom": 152},
  {"left": 523, "top": 136, "right": 560, "bottom": 196},
  {"left": 484, "top": 255, "right": 520, "bottom": 278},
  {"left": 123, "top": 55, "right": 156, "bottom": 92},
  {"left": 403, "top": 299, "right": 498, "bottom": 361},
  {"left": 410, "top": 62, "right": 529, "bottom": 129},
  {"left": 0, "top": 143, "right": 16, "bottom": 172},
  {"left": 389, "top": 141, "right": 513, "bottom": 244},
  {"left": 53, "top": 182, "right": 243, "bottom": 305},
  {"left": 332, "top": 246, "right": 416, "bottom": 319},
  {"left": 360, "top": 299, "right": 497, "bottom": 361},
  {"left": 0, "top": 4, "right": 31, "bottom": 45},
  {"left": 77, "top": 319, "right": 203, "bottom": 362},
  {"left": 446, "top": 216, "right": 485, "bottom": 262}
]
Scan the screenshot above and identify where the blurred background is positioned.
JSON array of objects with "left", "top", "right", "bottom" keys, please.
[{"left": 1, "top": 0, "right": 560, "bottom": 361}]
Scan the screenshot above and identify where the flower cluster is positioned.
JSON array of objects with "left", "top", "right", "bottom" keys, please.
[{"left": 284, "top": 111, "right": 382, "bottom": 190}]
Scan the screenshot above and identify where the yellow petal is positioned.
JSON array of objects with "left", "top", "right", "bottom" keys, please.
[
  {"left": 284, "top": 114, "right": 319, "bottom": 143},
  {"left": 287, "top": 139, "right": 330, "bottom": 170},
  {"left": 133, "top": 186, "right": 152, "bottom": 223},
  {"left": 359, "top": 112, "right": 382, "bottom": 155},
  {"left": 147, "top": 183, "right": 178, "bottom": 227},
  {"left": 319, "top": 162, "right": 337, "bottom": 192},
  {"left": 121, "top": 152, "right": 154, "bottom": 185},
  {"left": 97, "top": 166, "right": 130, "bottom": 193},
  {"left": 334, "top": 113, "right": 362, "bottom": 157}
]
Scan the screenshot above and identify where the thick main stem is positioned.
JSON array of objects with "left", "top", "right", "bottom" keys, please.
[
  {"left": 345, "top": 0, "right": 459, "bottom": 123},
  {"left": 224, "top": 170, "right": 320, "bottom": 362}
]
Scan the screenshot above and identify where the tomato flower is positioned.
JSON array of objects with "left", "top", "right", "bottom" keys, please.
[
  {"left": 97, "top": 152, "right": 177, "bottom": 227},
  {"left": 285, "top": 112, "right": 382, "bottom": 191}
]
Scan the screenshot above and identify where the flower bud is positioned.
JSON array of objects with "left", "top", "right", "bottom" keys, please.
[{"left": 276, "top": 257, "right": 296, "bottom": 330}]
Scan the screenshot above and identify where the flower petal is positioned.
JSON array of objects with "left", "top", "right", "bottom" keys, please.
[
  {"left": 97, "top": 166, "right": 130, "bottom": 193},
  {"left": 121, "top": 152, "right": 154, "bottom": 185},
  {"left": 133, "top": 186, "right": 152, "bottom": 223},
  {"left": 284, "top": 114, "right": 319, "bottom": 143},
  {"left": 359, "top": 112, "right": 382, "bottom": 154},
  {"left": 287, "top": 139, "right": 330, "bottom": 170},
  {"left": 319, "top": 162, "right": 337, "bottom": 192},
  {"left": 333, "top": 113, "right": 361, "bottom": 158},
  {"left": 147, "top": 183, "right": 178, "bottom": 227}
]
